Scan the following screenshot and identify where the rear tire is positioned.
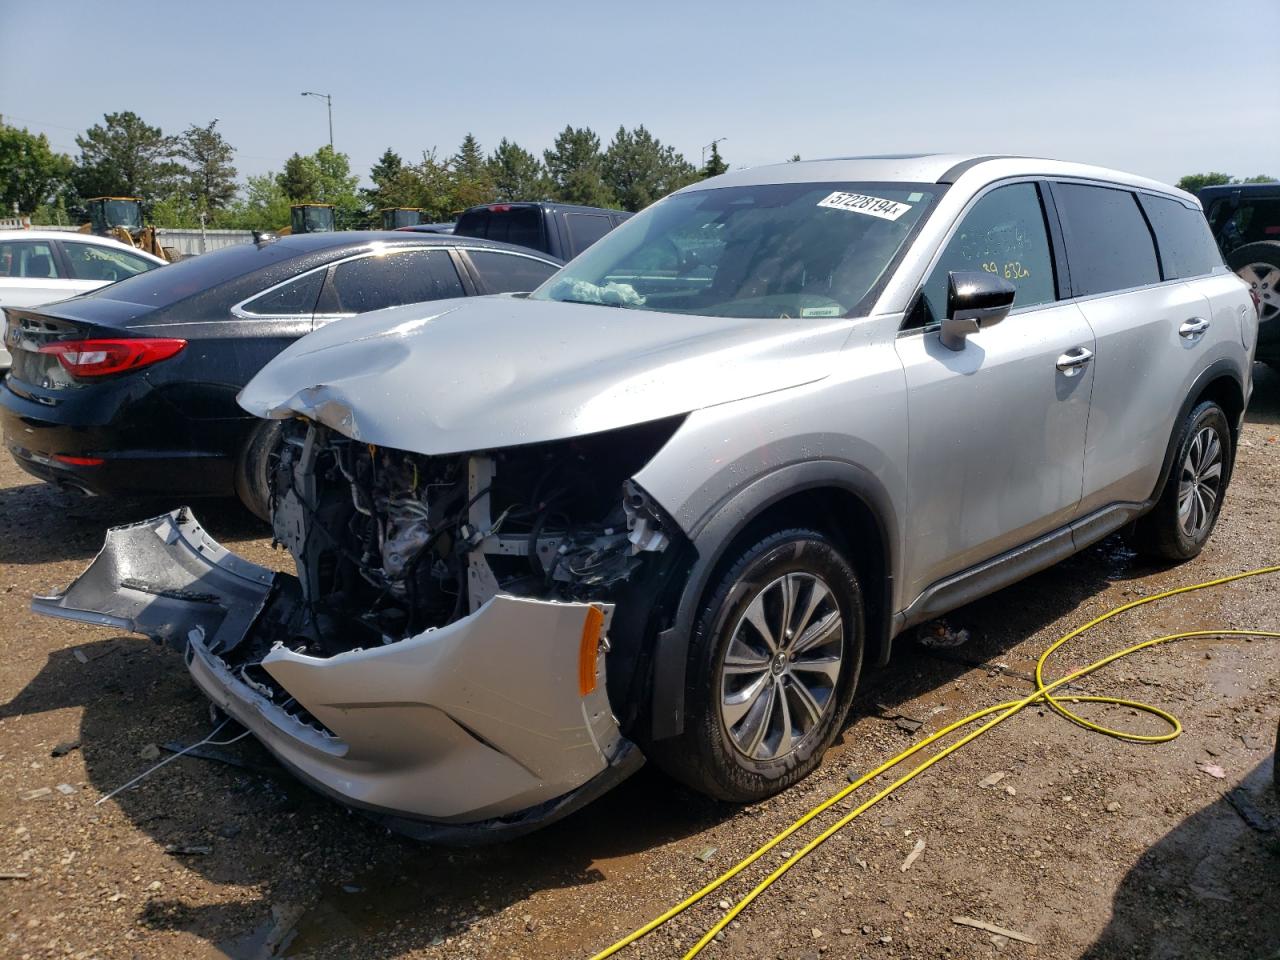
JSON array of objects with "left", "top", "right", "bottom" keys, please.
[
  {"left": 648, "top": 528, "right": 864, "bottom": 803},
  {"left": 1226, "top": 241, "right": 1280, "bottom": 326},
  {"left": 234, "top": 420, "right": 284, "bottom": 522},
  {"left": 1128, "top": 401, "right": 1232, "bottom": 561}
]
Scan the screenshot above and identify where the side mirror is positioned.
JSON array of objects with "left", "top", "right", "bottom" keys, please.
[{"left": 939, "top": 271, "right": 1016, "bottom": 351}]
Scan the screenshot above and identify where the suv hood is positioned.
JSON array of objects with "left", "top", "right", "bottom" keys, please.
[{"left": 239, "top": 296, "right": 851, "bottom": 455}]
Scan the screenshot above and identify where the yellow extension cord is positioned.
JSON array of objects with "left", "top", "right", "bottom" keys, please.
[{"left": 589, "top": 564, "right": 1280, "bottom": 960}]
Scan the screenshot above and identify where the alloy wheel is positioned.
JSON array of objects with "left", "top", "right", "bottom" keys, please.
[
  {"left": 1237, "top": 262, "right": 1280, "bottom": 324},
  {"left": 1177, "top": 425, "right": 1224, "bottom": 539},
  {"left": 719, "top": 572, "right": 844, "bottom": 762}
]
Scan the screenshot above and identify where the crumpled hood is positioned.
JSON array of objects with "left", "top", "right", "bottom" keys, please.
[{"left": 238, "top": 296, "right": 852, "bottom": 455}]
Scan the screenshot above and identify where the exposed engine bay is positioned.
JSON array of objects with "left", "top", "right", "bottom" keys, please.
[{"left": 225, "top": 417, "right": 680, "bottom": 674}]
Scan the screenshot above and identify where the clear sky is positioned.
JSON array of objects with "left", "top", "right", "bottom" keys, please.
[{"left": 2, "top": 0, "right": 1277, "bottom": 188}]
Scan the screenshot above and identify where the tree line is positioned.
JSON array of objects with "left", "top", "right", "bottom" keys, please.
[{"left": 0, "top": 111, "right": 732, "bottom": 230}]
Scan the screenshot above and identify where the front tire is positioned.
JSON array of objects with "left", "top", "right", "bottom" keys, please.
[
  {"left": 234, "top": 420, "right": 284, "bottom": 522},
  {"left": 649, "top": 528, "right": 864, "bottom": 802},
  {"left": 1129, "top": 401, "right": 1232, "bottom": 561}
]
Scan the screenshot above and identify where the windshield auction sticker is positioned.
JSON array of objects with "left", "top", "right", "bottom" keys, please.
[{"left": 817, "top": 191, "right": 912, "bottom": 221}]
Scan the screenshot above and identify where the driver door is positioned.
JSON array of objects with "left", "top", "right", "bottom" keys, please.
[{"left": 893, "top": 181, "right": 1096, "bottom": 603}]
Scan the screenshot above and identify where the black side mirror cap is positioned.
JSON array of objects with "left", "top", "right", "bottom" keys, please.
[{"left": 940, "top": 271, "right": 1017, "bottom": 351}]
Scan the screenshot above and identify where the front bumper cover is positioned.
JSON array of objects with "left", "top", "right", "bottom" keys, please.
[{"left": 33, "top": 509, "right": 641, "bottom": 841}]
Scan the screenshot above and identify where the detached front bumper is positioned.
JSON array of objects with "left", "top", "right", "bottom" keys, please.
[{"left": 34, "top": 509, "right": 641, "bottom": 841}]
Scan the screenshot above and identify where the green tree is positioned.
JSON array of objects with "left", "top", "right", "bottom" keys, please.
[
  {"left": 278, "top": 151, "right": 321, "bottom": 201},
  {"left": 788, "top": 154, "right": 801, "bottom": 162},
  {"left": 1176, "top": 172, "right": 1233, "bottom": 193},
  {"left": 544, "top": 126, "right": 614, "bottom": 207},
  {"left": 0, "top": 121, "right": 73, "bottom": 215},
  {"left": 72, "top": 111, "right": 181, "bottom": 205},
  {"left": 602, "top": 125, "right": 698, "bottom": 212},
  {"left": 411, "top": 149, "right": 460, "bottom": 221},
  {"left": 219, "top": 173, "right": 293, "bottom": 230},
  {"left": 174, "top": 119, "right": 237, "bottom": 213},
  {"left": 487, "top": 138, "right": 550, "bottom": 202},
  {"left": 701, "top": 141, "right": 729, "bottom": 179},
  {"left": 1240, "top": 174, "right": 1278, "bottom": 184},
  {"left": 450, "top": 133, "right": 495, "bottom": 210}
]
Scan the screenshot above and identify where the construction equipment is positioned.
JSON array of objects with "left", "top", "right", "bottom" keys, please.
[
  {"left": 78, "top": 197, "right": 179, "bottom": 262},
  {"left": 279, "top": 203, "right": 336, "bottom": 235},
  {"left": 380, "top": 207, "right": 422, "bottom": 229}
]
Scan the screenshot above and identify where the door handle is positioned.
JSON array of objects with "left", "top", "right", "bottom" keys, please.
[
  {"left": 1179, "top": 317, "right": 1210, "bottom": 339},
  {"left": 1056, "top": 346, "right": 1094, "bottom": 375}
]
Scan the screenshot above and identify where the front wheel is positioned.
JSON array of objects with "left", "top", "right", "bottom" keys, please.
[
  {"left": 1128, "top": 401, "right": 1233, "bottom": 561},
  {"left": 234, "top": 420, "right": 285, "bottom": 522},
  {"left": 648, "top": 528, "right": 864, "bottom": 802}
]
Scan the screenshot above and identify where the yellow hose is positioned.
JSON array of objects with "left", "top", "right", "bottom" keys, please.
[{"left": 589, "top": 564, "right": 1280, "bottom": 960}]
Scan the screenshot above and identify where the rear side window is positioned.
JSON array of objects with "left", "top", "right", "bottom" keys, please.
[
  {"left": 468, "top": 250, "right": 558, "bottom": 294},
  {"left": 921, "top": 182, "right": 1057, "bottom": 323},
  {"left": 61, "top": 241, "right": 157, "bottom": 282},
  {"left": 1138, "top": 195, "right": 1224, "bottom": 279},
  {"left": 241, "top": 269, "right": 325, "bottom": 316},
  {"left": 1205, "top": 195, "right": 1280, "bottom": 254},
  {"left": 325, "top": 249, "right": 463, "bottom": 314},
  {"left": 563, "top": 213, "right": 613, "bottom": 256},
  {"left": 456, "top": 207, "right": 545, "bottom": 251},
  {"left": 0, "top": 240, "right": 60, "bottom": 278},
  {"left": 1053, "top": 183, "right": 1160, "bottom": 296}
]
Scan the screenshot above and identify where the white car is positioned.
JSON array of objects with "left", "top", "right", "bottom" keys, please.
[{"left": 0, "top": 230, "right": 167, "bottom": 369}]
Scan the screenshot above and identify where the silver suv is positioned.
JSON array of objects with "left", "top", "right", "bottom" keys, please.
[{"left": 38, "top": 154, "right": 1256, "bottom": 840}]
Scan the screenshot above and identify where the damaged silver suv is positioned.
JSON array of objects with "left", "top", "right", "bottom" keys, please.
[{"left": 37, "top": 155, "right": 1256, "bottom": 841}]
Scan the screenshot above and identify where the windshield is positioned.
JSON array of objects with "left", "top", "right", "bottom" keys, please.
[
  {"left": 103, "top": 199, "right": 142, "bottom": 230},
  {"left": 531, "top": 181, "right": 940, "bottom": 318}
]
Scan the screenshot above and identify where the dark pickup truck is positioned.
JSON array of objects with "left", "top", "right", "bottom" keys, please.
[
  {"left": 450, "top": 202, "right": 631, "bottom": 261},
  {"left": 1199, "top": 182, "right": 1280, "bottom": 364}
]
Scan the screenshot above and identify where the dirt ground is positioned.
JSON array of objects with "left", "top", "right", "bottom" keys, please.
[{"left": 2, "top": 370, "right": 1279, "bottom": 960}]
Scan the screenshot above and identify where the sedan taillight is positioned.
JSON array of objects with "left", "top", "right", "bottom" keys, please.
[{"left": 38, "top": 338, "right": 186, "bottom": 378}]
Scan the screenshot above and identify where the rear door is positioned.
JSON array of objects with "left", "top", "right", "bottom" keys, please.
[
  {"left": 895, "top": 180, "right": 1096, "bottom": 600},
  {"left": 0, "top": 238, "right": 76, "bottom": 308},
  {"left": 1051, "top": 182, "right": 1220, "bottom": 513}
]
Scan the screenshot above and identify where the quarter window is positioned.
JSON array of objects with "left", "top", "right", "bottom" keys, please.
[
  {"left": 0, "top": 240, "right": 60, "bottom": 279},
  {"left": 1053, "top": 183, "right": 1160, "bottom": 296},
  {"left": 61, "top": 242, "right": 156, "bottom": 282},
  {"left": 921, "top": 182, "right": 1056, "bottom": 324},
  {"left": 326, "top": 249, "right": 464, "bottom": 314},
  {"left": 468, "top": 250, "right": 558, "bottom": 294},
  {"left": 1138, "top": 195, "right": 1224, "bottom": 279},
  {"left": 241, "top": 270, "right": 325, "bottom": 316}
]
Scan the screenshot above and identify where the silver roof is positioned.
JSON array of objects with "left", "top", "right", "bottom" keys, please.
[{"left": 685, "top": 153, "right": 1195, "bottom": 204}]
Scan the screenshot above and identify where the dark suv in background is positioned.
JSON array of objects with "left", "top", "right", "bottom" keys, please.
[{"left": 1200, "top": 182, "right": 1280, "bottom": 363}]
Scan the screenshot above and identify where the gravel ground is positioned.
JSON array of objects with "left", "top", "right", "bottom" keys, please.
[{"left": 2, "top": 368, "right": 1279, "bottom": 960}]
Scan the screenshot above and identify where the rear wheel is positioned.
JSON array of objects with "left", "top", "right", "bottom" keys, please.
[
  {"left": 649, "top": 528, "right": 864, "bottom": 802},
  {"left": 1128, "top": 401, "right": 1232, "bottom": 561},
  {"left": 234, "top": 420, "right": 284, "bottom": 522},
  {"left": 1226, "top": 241, "right": 1280, "bottom": 326}
]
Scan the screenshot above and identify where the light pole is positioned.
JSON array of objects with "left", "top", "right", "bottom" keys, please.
[
  {"left": 701, "top": 137, "right": 727, "bottom": 169},
  {"left": 300, "top": 91, "right": 333, "bottom": 150}
]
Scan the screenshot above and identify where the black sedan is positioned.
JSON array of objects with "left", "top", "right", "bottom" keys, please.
[{"left": 1, "top": 231, "right": 561, "bottom": 517}]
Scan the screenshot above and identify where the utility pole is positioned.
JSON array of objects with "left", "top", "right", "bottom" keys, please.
[
  {"left": 701, "top": 137, "right": 727, "bottom": 169},
  {"left": 301, "top": 91, "right": 334, "bottom": 150}
]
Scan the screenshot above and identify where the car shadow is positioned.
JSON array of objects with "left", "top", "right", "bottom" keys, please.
[
  {"left": 0, "top": 528, "right": 1160, "bottom": 958},
  {"left": 1247, "top": 361, "right": 1280, "bottom": 426},
  {"left": 1081, "top": 757, "right": 1279, "bottom": 959},
  {"left": 0, "top": 480, "right": 268, "bottom": 565}
]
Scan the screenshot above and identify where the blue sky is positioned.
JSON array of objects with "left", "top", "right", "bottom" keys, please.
[{"left": 2, "top": 0, "right": 1277, "bottom": 189}]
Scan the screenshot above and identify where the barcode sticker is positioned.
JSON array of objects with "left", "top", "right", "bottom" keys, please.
[{"left": 817, "top": 191, "right": 912, "bottom": 221}]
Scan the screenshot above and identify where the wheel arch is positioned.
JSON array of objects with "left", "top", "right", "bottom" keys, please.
[
  {"left": 1149, "top": 358, "right": 1247, "bottom": 505},
  {"left": 646, "top": 460, "right": 898, "bottom": 742}
]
